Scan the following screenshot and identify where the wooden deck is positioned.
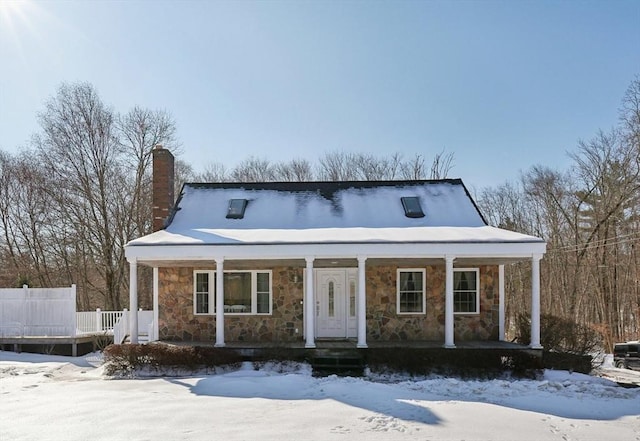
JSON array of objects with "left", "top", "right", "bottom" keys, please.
[{"left": 0, "top": 334, "right": 111, "bottom": 357}]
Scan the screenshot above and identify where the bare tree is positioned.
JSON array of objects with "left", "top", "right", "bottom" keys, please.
[
  {"left": 22, "top": 82, "right": 179, "bottom": 310},
  {"left": 274, "top": 158, "right": 314, "bottom": 181},
  {"left": 400, "top": 154, "right": 427, "bottom": 179},
  {"left": 430, "top": 150, "right": 455, "bottom": 179},
  {"left": 619, "top": 76, "right": 640, "bottom": 151},
  {"left": 317, "top": 151, "right": 413, "bottom": 181},
  {"left": 117, "top": 106, "right": 179, "bottom": 238},
  {"left": 197, "top": 162, "right": 229, "bottom": 182},
  {"left": 35, "top": 83, "right": 124, "bottom": 309},
  {"left": 0, "top": 151, "right": 17, "bottom": 281},
  {"left": 231, "top": 157, "right": 275, "bottom": 182},
  {"left": 317, "top": 151, "right": 356, "bottom": 181}
]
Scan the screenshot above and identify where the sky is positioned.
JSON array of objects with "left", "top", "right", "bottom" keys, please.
[
  {"left": 1, "top": 351, "right": 640, "bottom": 440},
  {"left": 0, "top": 0, "right": 638, "bottom": 190}
]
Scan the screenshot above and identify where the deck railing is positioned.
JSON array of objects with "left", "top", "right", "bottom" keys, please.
[{"left": 76, "top": 309, "right": 126, "bottom": 335}]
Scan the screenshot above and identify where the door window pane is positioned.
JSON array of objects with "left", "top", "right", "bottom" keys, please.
[
  {"left": 328, "top": 281, "right": 335, "bottom": 317},
  {"left": 349, "top": 280, "right": 356, "bottom": 317}
]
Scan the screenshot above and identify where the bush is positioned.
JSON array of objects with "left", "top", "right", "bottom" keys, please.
[
  {"left": 516, "top": 314, "right": 602, "bottom": 355},
  {"left": 365, "top": 348, "right": 543, "bottom": 378},
  {"left": 542, "top": 351, "right": 592, "bottom": 374},
  {"left": 516, "top": 314, "right": 602, "bottom": 372},
  {"left": 103, "top": 343, "right": 244, "bottom": 376}
]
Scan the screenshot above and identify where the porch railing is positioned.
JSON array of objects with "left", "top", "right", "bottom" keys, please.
[
  {"left": 139, "top": 310, "right": 153, "bottom": 340},
  {"left": 113, "top": 310, "right": 129, "bottom": 344}
]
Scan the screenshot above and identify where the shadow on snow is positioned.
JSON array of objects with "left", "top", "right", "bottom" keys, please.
[
  {"left": 163, "top": 363, "right": 640, "bottom": 424},
  {"left": 167, "top": 367, "right": 442, "bottom": 425}
]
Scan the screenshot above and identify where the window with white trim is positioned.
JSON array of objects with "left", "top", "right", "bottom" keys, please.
[
  {"left": 453, "top": 268, "right": 479, "bottom": 314},
  {"left": 194, "top": 271, "right": 212, "bottom": 314},
  {"left": 397, "top": 269, "right": 426, "bottom": 314},
  {"left": 193, "top": 270, "right": 272, "bottom": 315}
]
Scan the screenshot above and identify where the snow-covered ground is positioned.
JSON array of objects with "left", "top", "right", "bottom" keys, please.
[{"left": 1, "top": 351, "right": 639, "bottom": 441}]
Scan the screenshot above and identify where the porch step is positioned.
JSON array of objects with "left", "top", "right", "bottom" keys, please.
[{"left": 310, "top": 349, "right": 365, "bottom": 377}]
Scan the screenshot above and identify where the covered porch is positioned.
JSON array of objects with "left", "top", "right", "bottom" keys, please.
[{"left": 126, "top": 240, "right": 545, "bottom": 350}]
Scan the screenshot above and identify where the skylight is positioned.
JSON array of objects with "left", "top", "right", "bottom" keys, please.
[
  {"left": 401, "top": 196, "right": 425, "bottom": 218},
  {"left": 226, "top": 199, "right": 248, "bottom": 219}
]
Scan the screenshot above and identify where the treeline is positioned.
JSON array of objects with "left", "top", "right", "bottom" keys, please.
[
  {"left": 478, "top": 77, "right": 640, "bottom": 350},
  {"left": 1, "top": 78, "right": 638, "bottom": 350}
]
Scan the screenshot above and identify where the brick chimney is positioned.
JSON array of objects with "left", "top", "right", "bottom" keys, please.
[{"left": 152, "top": 145, "right": 175, "bottom": 231}]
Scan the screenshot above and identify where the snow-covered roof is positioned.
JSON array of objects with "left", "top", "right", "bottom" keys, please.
[
  {"left": 126, "top": 180, "right": 544, "bottom": 247},
  {"left": 170, "top": 180, "right": 487, "bottom": 230}
]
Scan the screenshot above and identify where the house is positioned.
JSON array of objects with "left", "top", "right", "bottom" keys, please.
[{"left": 124, "top": 146, "right": 546, "bottom": 350}]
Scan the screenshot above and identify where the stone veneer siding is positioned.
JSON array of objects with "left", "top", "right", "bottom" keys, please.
[
  {"left": 158, "top": 264, "right": 499, "bottom": 343},
  {"left": 366, "top": 265, "right": 499, "bottom": 341},
  {"left": 158, "top": 267, "right": 305, "bottom": 342}
]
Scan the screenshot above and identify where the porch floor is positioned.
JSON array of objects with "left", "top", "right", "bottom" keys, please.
[
  {"left": 157, "top": 339, "right": 542, "bottom": 374},
  {"left": 160, "top": 339, "right": 532, "bottom": 351}
]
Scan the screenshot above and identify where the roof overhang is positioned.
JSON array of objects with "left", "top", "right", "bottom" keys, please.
[
  {"left": 125, "top": 225, "right": 546, "bottom": 267},
  {"left": 125, "top": 240, "right": 546, "bottom": 267}
]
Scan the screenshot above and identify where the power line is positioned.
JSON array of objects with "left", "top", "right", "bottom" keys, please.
[{"left": 547, "top": 232, "right": 640, "bottom": 254}]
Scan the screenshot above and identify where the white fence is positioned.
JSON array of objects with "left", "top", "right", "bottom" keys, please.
[
  {"left": 0, "top": 285, "right": 155, "bottom": 343},
  {"left": 0, "top": 285, "right": 77, "bottom": 337}
]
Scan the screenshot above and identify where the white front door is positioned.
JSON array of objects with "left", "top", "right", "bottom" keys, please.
[{"left": 315, "top": 269, "right": 357, "bottom": 338}]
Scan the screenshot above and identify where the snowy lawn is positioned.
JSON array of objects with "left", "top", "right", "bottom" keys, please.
[{"left": 1, "top": 351, "right": 639, "bottom": 441}]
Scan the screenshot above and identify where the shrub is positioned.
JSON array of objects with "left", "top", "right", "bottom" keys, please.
[
  {"left": 91, "top": 333, "right": 113, "bottom": 352},
  {"left": 515, "top": 314, "right": 602, "bottom": 372},
  {"left": 365, "top": 348, "right": 542, "bottom": 378},
  {"left": 516, "top": 313, "right": 602, "bottom": 355},
  {"left": 542, "top": 351, "right": 592, "bottom": 374},
  {"left": 103, "top": 343, "right": 244, "bottom": 376}
]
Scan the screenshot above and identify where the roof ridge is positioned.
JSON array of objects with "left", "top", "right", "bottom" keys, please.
[{"left": 185, "top": 179, "right": 464, "bottom": 190}]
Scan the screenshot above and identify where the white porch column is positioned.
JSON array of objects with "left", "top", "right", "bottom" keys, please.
[
  {"left": 444, "top": 256, "right": 455, "bottom": 348},
  {"left": 530, "top": 254, "right": 543, "bottom": 349},
  {"left": 153, "top": 267, "right": 159, "bottom": 342},
  {"left": 215, "top": 258, "right": 225, "bottom": 347},
  {"left": 499, "top": 264, "right": 505, "bottom": 341},
  {"left": 128, "top": 258, "right": 138, "bottom": 344},
  {"left": 305, "top": 257, "right": 316, "bottom": 348},
  {"left": 357, "top": 256, "right": 368, "bottom": 348}
]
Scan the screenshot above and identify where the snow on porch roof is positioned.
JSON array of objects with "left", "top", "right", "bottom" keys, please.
[{"left": 126, "top": 180, "right": 545, "bottom": 247}]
